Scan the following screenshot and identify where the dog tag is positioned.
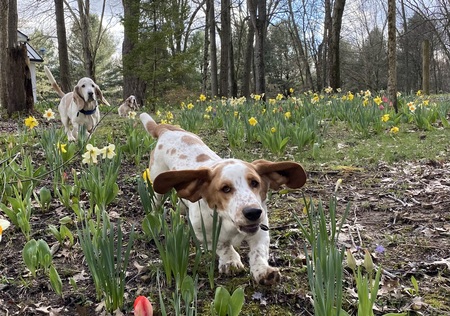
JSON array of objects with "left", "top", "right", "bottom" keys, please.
[{"left": 260, "top": 224, "right": 269, "bottom": 231}]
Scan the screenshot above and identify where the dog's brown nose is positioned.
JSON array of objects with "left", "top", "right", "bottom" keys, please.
[{"left": 243, "top": 207, "right": 262, "bottom": 221}]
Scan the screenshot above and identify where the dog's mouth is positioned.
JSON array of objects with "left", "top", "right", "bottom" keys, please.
[{"left": 239, "top": 224, "right": 260, "bottom": 234}]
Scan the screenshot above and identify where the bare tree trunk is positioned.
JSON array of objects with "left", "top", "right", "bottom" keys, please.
[
  {"left": 229, "top": 38, "right": 237, "bottom": 97},
  {"left": 248, "top": 0, "right": 267, "bottom": 98},
  {"left": 0, "top": 0, "right": 8, "bottom": 108},
  {"left": 202, "top": 0, "right": 210, "bottom": 94},
  {"left": 422, "top": 39, "right": 430, "bottom": 95},
  {"left": 220, "top": 0, "right": 231, "bottom": 97},
  {"left": 122, "top": 0, "right": 146, "bottom": 106},
  {"left": 320, "top": 0, "right": 331, "bottom": 89},
  {"left": 6, "top": 0, "right": 33, "bottom": 115},
  {"left": 287, "top": 0, "right": 313, "bottom": 90},
  {"left": 388, "top": 0, "right": 398, "bottom": 112},
  {"left": 400, "top": 0, "right": 410, "bottom": 93},
  {"left": 209, "top": 0, "right": 218, "bottom": 97},
  {"left": 77, "top": 0, "right": 95, "bottom": 80},
  {"left": 241, "top": 19, "right": 254, "bottom": 98},
  {"left": 55, "top": 0, "right": 72, "bottom": 92},
  {"left": 329, "top": 0, "right": 345, "bottom": 90}
]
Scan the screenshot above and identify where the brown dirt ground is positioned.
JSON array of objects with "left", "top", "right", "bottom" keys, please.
[{"left": 0, "top": 118, "right": 449, "bottom": 316}]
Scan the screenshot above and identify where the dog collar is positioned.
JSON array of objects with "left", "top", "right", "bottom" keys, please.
[{"left": 78, "top": 106, "right": 97, "bottom": 116}]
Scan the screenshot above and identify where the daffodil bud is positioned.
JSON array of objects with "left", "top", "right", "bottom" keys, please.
[
  {"left": 364, "top": 249, "right": 374, "bottom": 273},
  {"left": 39, "top": 186, "right": 52, "bottom": 209},
  {"left": 346, "top": 248, "right": 357, "bottom": 272}
]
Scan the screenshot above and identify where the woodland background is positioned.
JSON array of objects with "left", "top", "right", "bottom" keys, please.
[{"left": 1, "top": 0, "right": 450, "bottom": 112}]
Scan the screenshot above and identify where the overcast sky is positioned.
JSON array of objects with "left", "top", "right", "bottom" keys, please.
[{"left": 17, "top": 0, "right": 124, "bottom": 53}]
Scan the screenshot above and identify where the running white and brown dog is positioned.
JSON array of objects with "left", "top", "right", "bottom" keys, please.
[{"left": 140, "top": 112, "right": 307, "bottom": 285}]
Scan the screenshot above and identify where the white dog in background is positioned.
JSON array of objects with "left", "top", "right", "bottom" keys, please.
[
  {"left": 118, "top": 95, "right": 139, "bottom": 117},
  {"left": 44, "top": 66, "right": 110, "bottom": 141}
]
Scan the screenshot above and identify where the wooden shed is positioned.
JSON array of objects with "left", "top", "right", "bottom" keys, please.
[{"left": 17, "top": 30, "right": 44, "bottom": 103}]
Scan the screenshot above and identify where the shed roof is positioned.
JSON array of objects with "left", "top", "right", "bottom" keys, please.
[{"left": 18, "top": 30, "right": 44, "bottom": 63}]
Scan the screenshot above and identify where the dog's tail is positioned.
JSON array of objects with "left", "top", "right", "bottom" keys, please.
[
  {"left": 140, "top": 112, "right": 184, "bottom": 138},
  {"left": 44, "top": 66, "right": 65, "bottom": 98},
  {"left": 140, "top": 113, "right": 159, "bottom": 138}
]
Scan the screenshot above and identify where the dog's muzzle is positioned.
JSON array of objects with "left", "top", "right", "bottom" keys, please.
[
  {"left": 239, "top": 207, "right": 263, "bottom": 234},
  {"left": 87, "top": 91, "right": 95, "bottom": 101}
]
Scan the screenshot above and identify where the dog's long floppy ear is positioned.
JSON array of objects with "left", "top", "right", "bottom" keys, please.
[
  {"left": 153, "top": 169, "right": 211, "bottom": 202},
  {"left": 95, "top": 85, "right": 111, "bottom": 106},
  {"left": 252, "top": 159, "right": 307, "bottom": 190},
  {"left": 73, "top": 86, "right": 86, "bottom": 111}
]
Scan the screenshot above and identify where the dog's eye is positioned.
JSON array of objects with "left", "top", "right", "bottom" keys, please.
[
  {"left": 82, "top": 84, "right": 85, "bottom": 88},
  {"left": 221, "top": 185, "right": 232, "bottom": 193},
  {"left": 250, "top": 180, "right": 259, "bottom": 188}
]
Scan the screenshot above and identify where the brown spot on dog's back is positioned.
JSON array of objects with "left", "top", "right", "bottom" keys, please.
[
  {"left": 153, "top": 124, "right": 185, "bottom": 138},
  {"left": 170, "top": 148, "right": 176, "bottom": 155},
  {"left": 196, "top": 154, "right": 211, "bottom": 162},
  {"left": 179, "top": 154, "right": 188, "bottom": 159},
  {"left": 182, "top": 135, "right": 203, "bottom": 145},
  {"left": 158, "top": 144, "right": 163, "bottom": 150}
]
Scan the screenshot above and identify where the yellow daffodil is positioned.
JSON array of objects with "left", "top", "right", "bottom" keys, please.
[
  {"left": 0, "top": 218, "right": 11, "bottom": 242},
  {"left": 82, "top": 144, "right": 100, "bottom": 164},
  {"left": 100, "top": 143, "right": 116, "bottom": 159},
  {"left": 160, "top": 119, "right": 168, "bottom": 124},
  {"left": 397, "top": 92, "right": 402, "bottom": 97},
  {"left": 142, "top": 168, "right": 151, "bottom": 184},
  {"left": 234, "top": 111, "right": 239, "bottom": 117},
  {"left": 187, "top": 103, "right": 194, "bottom": 110},
  {"left": 269, "top": 98, "right": 276, "bottom": 105},
  {"left": 180, "top": 102, "right": 185, "bottom": 109},
  {"left": 311, "top": 94, "right": 320, "bottom": 104},
  {"left": 253, "top": 94, "right": 261, "bottom": 101},
  {"left": 24, "top": 116, "right": 38, "bottom": 129},
  {"left": 248, "top": 117, "right": 258, "bottom": 126},
  {"left": 364, "top": 90, "right": 372, "bottom": 97},
  {"left": 43, "top": 109, "right": 55, "bottom": 121},
  {"left": 156, "top": 110, "right": 162, "bottom": 117},
  {"left": 199, "top": 94, "right": 207, "bottom": 102},
  {"left": 347, "top": 91, "right": 354, "bottom": 101},
  {"left": 416, "top": 90, "right": 422, "bottom": 96},
  {"left": 422, "top": 100, "right": 429, "bottom": 106},
  {"left": 390, "top": 126, "right": 399, "bottom": 134},
  {"left": 204, "top": 114, "right": 210, "bottom": 120},
  {"left": 363, "top": 98, "right": 369, "bottom": 106},
  {"left": 276, "top": 93, "right": 284, "bottom": 101},
  {"left": 284, "top": 111, "right": 291, "bottom": 119},
  {"left": 341, "top": 95, "right": 347, "bottom": 101},
  {"left": 206, "top": 105, "right": 213, "bottom": 113},
  {"left": 57, "top": 142, "right": 67, "bottom": 154},
  {"left": 166, "top": 111, "right": 174, "bottom": 120},
  {"left": 272, "top": 108, "right": 277, "bottom": 113},
  {"left": 128, "top": 111, "right": 137, "bottom": 120},
  {"left": 261, "top": 108, "right": 266, "bottom": 114},
  {"left": 336, "top": 88, "right": 342, "bottom": 93},
  {"left": 289, "top": 87, "right": 294, "bottom": 94},
  {"left": 381, "top": 114, "right": 390, "bottom": 122},
  {"left": 374, "top": 96, "right": 383, "bottom": 106},
  {"left": 324, "top": 86, "right": 333, "bottom": 94},
  {"left": 271, "top": 127, "right": 276, "bottom": 133}
]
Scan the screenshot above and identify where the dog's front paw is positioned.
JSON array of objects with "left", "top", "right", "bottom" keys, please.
[
  {"left": 253, "top": 266, "right": 281, "bottom": 286},
  {"left": 218, "top": 259, "right": 245, "bottom": 275}
]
